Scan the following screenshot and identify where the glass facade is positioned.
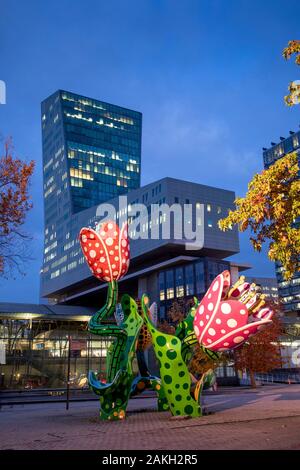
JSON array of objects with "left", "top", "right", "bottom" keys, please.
[
  {"left": 0, "top": 317, "right": 118, "bottom": 391},
  {"left": 185, "top": 265, "right": 194, "bottom": 296},
  {"left": 175, "top": 267, "right": 184, "bottom": 298},
  {"left": 263, "top": 132, "right": 300, "bottom": 316},
  {"left": 195, "top": 261, "right": 205, "bottom": 294},
  {"left": 41, "top": 90, "right": 142, "bottom": 291},
  {"left": 61, "top": 91, "right": 141, "bottom": 212},
  {"left": 157, "top": 258, "right": 230, "bottom": 320},
  {"left": 166, "top": 270, "right": 175, "bottom": 300}
]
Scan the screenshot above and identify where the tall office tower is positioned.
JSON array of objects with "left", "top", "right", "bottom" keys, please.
[
  {"left": 41, "top": 90, "right": 142, "bottom": 299},
  {"left": 263, "top": 129, "right": 300, "bottom": 323}
]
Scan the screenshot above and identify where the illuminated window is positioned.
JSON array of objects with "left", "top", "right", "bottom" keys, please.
[
  {"left": 166, "top": 270, "right": 174, "bottom": 300},
  {"left": 293, "top": 134, "right": 299, "bottom": 148},
  {"left": 158, "top": 272, "right": 165, "bottom": 301},
  {"left": 50, "top": 269, "right": 60, "bottom": 279},
  {"left": 175, "top": 268, "right": 184, "bottom": 298},
  {"left": 207, "top": 204, "right": 211, "bottom": 212}
]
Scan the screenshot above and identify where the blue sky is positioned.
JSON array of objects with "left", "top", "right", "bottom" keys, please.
[{"left": 0, "top": 0, "right": 299, "bottom": 303}]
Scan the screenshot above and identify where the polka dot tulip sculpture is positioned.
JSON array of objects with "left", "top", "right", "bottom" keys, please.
[
  {"left": 193, "top": 270, "right": 274, "bottom": 352},
  {"left": 79, "top": 220, "right": 130, "bottom": 284},
  {"left": 80, "top": 221, "right": 273, "bottom": 420},
  {"left": 79, "top": 221, "right": 167, "bottom": 420}
]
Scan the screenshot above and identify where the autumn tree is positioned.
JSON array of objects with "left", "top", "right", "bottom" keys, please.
[
  {"left": 0, "top": 139, "right": 35, "bottom": 277},
  {"left": 283, "top": 40, "right": 300, "bottom": 106},
  {"left": 234, "top": 310, "right": 284, "bottom": 388},
  {"left": 219, "top": 42, "right": 300, "bottom": 279},
  {"left": 167, "top": 299, "right": 188, "bottom": 324},
  {"left": 189, "top": 343, "right": 223, "bottom": 379},
  {"left": 157, "top": 299, "right": 187, "bottom": 334},
  {"left": 218, "top": 152, "right": 300, "bottom": 279}
]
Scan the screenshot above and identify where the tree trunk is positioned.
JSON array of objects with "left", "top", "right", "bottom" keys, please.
[{"left": 249, "top": 370, "right": 257, "bottom": 388}]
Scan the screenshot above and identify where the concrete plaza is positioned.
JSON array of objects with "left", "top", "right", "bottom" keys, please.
[{"left": 0, "top": 384, "right": 300, "bottom": 450}]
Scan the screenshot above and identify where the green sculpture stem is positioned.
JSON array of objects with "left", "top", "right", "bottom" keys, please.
[
  {"left": 88, "top": 280, "right": 128, "bottom": 382},
  {"left": 141, "top": 294, "right": 202, "bottom": 418},
  {"left": 88, "top": 283, "right": 146, "bottom": 420},
  {"left": 88, "top": 280, "right": 118, "bottom": 333}
]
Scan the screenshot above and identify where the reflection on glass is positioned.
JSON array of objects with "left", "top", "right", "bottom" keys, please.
[
  {"left": 166, "top": 270, "right": 174, "bottom": 299},
  {"left": 175, "top": 267, "right": 184, "bottom": 298},
  {"left": 185, "top": 265, "right": 194, "bottom": 296}
]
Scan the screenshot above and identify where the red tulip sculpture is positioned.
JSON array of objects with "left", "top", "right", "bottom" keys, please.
[
  {"left": 79, "top": 220, "right": 130, "bottom": 282},
  {"left": 193, "top": 270, "right": 274, "bottom": 352},
  {"left": 79, "top": 220, "right": 130, "bottom": 333}
]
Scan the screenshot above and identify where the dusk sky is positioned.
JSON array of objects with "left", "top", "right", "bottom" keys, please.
[{"left": 0, "top": 0, "right": 300, "bottom": 303}]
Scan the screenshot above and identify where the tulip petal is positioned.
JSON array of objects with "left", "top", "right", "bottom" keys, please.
[
  {"left": 194, "top": 272, "right": 225, "bottom": 344},
  {"left": 79, "top": 221, "right": 130, "bottom": 282},
  {"left": 221, "top": 270, "right": 231, "bottom": 299},
  {"left": 117, "top": 222, "right": 130, "bottom": 279},
  {"left": 252, "top": 307, "right": 274, "bottom": 321},
  {"left": 205, "top": 318, "right": 272, "bottom": 351},
  {"left": 79, "top": 227, "right": 112, "bottom": 281}
]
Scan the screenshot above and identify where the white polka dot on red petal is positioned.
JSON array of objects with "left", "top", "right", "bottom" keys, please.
[
  {"left": 227, "top": 319, "right": 237, "bottom": 328},
  {"left": 233, "top": 336, "right": 244, "bottom": 344},
  {"left": 212, "top": 281, "right": 219, "bottom": 292},
  {"left": 221, "top": 303, "right": 231, "bottom": 314}
]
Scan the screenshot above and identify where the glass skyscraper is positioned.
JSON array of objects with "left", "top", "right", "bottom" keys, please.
[
  {"left": 41, "top": 90, "right": 142, "bottom": 295},
  {"left": 263, "top": 130, "right": 300, "bottom": 321}
]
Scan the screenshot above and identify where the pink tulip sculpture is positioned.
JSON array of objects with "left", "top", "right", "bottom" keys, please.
[{"left": 193, "top": 270, "right": 274, "bottom": 352}]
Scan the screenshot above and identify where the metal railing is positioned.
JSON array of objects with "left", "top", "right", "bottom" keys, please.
[{"left": 241, "top": 372, "right": 300, "bottom": 385}]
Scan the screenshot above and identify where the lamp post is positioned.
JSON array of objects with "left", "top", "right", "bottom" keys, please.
[{"left": 66, "top": 334, "right": 71, "bottom": 410}]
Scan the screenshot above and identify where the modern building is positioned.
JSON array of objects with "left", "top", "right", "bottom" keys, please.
[
  {"left": 0, "top": 303, "right": 107, "bottom": 390},
  {"left": 246, "top": 277, "right": 279, "bottom": 302},
  {"left": 263, "top": 129, "right": 300, "bottom": 323},
  {"left": 40, "top": 174, "right": 249, "bottom": 321},
  {"left": 41, "top": 89, "right": 142, "bottom": 300},
  {"left": 4, "top": 178, "right": 248, "bottom": 390},
  {"left": 0, "top": 87, "right": 259, "bottom": 391}
]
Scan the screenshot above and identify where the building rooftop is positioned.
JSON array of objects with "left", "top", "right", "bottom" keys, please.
[{"left": 0, "top": 303, "right": 94, "bottom": 321}]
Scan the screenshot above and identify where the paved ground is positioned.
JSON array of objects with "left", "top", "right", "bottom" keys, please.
[{"left": 0, "top": 384, "right": 300, "bottom": 450}]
